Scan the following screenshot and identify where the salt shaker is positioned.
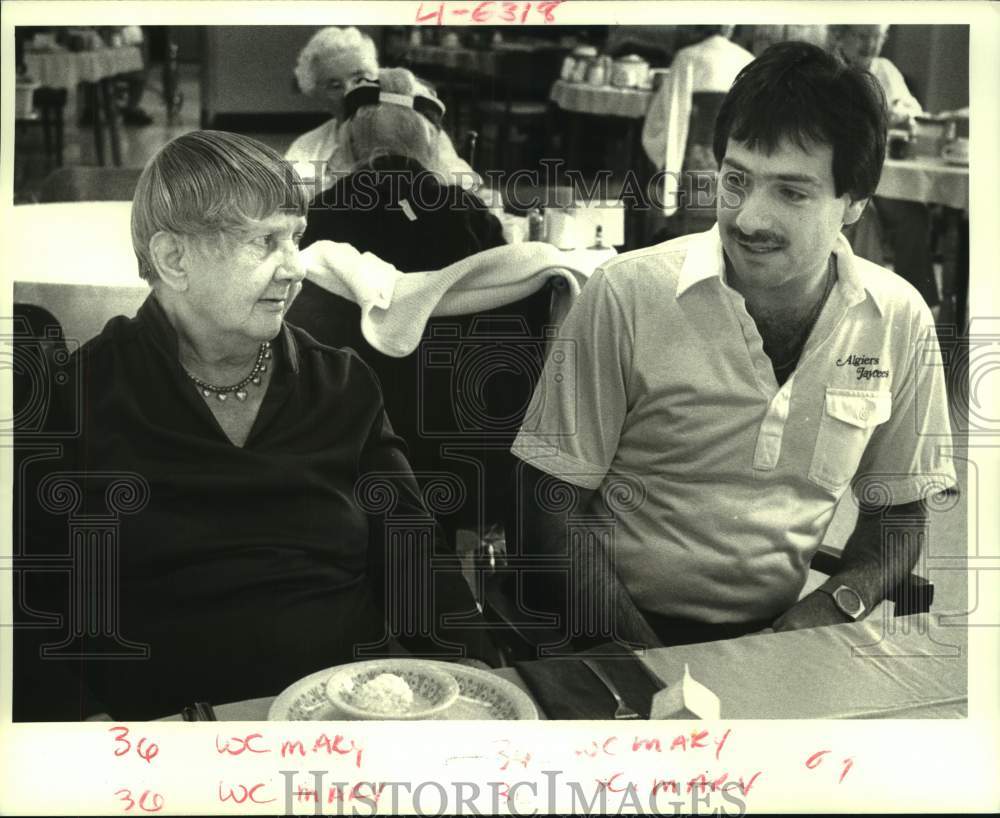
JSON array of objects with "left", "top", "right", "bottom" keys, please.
[{"left": 528, "top": 208, "right": 545, "bottom": 242}]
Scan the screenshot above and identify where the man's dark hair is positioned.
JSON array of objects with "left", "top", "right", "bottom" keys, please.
[{"left": 713, "top": 41, "right": 888, "bottom": 201}]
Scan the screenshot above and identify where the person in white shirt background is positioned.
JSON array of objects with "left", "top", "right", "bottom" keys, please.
[
  {"left": 640, "top": 26, "right": 754, "bottom": 226},
  {"left": 286, "top": 26, "right": 478, "bottom": 195},
  {"left": 829, "top": 24, "right": 939, "bottom": 311}
]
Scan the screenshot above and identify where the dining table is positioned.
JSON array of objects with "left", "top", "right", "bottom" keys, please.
[
  {"left": 22, "top": 45, "right": 144, "bottom": 167},
  {"left": 171, "top": 613, "right": 966, "bottom": 721},
  {"left": 877, "top": 156, "right": 970, "bottom": 211},
  {"left": 549, "top": 79, "right": 654, "bottom": 120},
  {"left": 549, "top": 79, "right": 654, "bottom": 173}
]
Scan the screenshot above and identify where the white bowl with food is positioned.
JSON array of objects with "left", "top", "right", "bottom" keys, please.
[{"left": 324, "top": 660, "right": 460, "bottom": 720}]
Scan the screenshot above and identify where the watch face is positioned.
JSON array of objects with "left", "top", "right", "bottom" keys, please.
[{"left": 834, "top": 586, "right": 864, "bottom": 618}]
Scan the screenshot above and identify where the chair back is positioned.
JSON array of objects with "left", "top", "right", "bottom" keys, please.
[
  {"left": 12, "top": 303, "right": 69, "bottom": 435},
  {"left": 685, "top": 91, "right": 726, "bottom": 157},
  {"left": 290, "top": 279, "right": 556, "bottom": 544},
  {"left": 677, "top": 91, "right": 727, "bottom": 234},
  {"left": 462, "top": 130, "right": 478, "bottom": 166}
]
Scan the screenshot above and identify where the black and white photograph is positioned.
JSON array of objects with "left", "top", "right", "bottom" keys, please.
[{"left": 2, "top": 1, "right": 998, "bottom": 814}]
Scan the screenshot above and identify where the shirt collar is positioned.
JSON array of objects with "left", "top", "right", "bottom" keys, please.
[
  {"left": 676, "top": 225, "right": 727, "bottom": 296},
  {"left": 676, "top": 224, "right": 885, "bottom": 316},
  {"left": 139, "top": 292, "right": 301, "bottom": 375}
]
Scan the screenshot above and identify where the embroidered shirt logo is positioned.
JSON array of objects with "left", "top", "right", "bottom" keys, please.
[{"left": 836, "top": 353, "right": 889, "bottom": 381}]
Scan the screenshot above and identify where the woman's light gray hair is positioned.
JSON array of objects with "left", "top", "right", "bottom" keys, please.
[
  {"left": 131, "top": 130, "right": 309, "bottom": 283},
  {"left": 331, "top": 67, "right": 451, "bottom": 180},
  {"left": 294, "top": 26, "right": 379, "bottom": 96}
]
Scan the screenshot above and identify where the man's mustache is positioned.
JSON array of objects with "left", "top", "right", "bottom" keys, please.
[{"left": 728, "top": 228, "right": 787, "bottom": 248}]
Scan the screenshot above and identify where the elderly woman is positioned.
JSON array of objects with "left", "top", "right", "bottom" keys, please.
[
  {"left": 14, "top": 130, "right": 483, "bottom": 720},
  {"left": 287, "top": 26, "right": 477, "bottom": 192}
]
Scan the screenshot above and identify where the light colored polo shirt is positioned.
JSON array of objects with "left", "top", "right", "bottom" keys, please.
[{"left": 512, "top": 227, "right": 957, "bottom": 623}]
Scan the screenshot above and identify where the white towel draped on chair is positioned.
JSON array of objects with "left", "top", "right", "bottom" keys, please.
[{"left": 299, "top": 240, "right": 591, "bottom": 357}]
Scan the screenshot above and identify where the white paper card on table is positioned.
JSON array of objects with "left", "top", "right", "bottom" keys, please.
[{"left": 650, "top": 663, "right": 721, "bottom": 720}]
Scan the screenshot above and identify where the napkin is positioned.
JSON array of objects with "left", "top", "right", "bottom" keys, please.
[
  {"left": 649, "top": 663, "right": 721, "bottom": 719},
  {"left": 515, "top": 642, "right": 665, "bottom": 720}
]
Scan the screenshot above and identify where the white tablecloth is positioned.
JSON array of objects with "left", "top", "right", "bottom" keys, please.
[
  {"left": 23, "top": 46, "right": 144, "bottom": 89},
  {"left": 877, "top": 157, "right": 970, "bottom": 211},
  {"left": 550, "top": 79, "right": 653, "bottom": 119}
]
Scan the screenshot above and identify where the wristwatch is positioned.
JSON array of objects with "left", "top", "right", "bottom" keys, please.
[{"left": 819, "top": 583, "right": 867, "bottom": 621}]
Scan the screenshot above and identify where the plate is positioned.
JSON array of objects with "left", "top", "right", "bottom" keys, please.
[{"left": 268, "top": 660, "right": 539, "bottom": 721}]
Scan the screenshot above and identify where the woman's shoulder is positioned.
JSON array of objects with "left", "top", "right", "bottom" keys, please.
[
  {"left": 284, "top": 321, "right": 382, "bottom": 391},
  {"left": 73, "top": 311, "right": 145, "bottom": 367}
]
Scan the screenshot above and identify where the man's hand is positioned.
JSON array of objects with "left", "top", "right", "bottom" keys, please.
[{"left": 771, "top": 590, "right": 852, "bottom": 633}]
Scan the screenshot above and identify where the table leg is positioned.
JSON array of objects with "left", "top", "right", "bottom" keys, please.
[
  {"left": 101, "top": 78, "right": 123, "bottom": 167},
  {"left": 163, "top": 40, "right": 180, "bottom": 125},
  {"left": 54, "top": 103, "right": 65, "bottom": 167},
  {"left": 565, "top": 111, "right": 579, "bottom": 169},
  {"left": 89, "top": 82, "right": 106, "bottom": 166},
  {"left": 41, "top": 108, "right": 54, "bottom": 170}
]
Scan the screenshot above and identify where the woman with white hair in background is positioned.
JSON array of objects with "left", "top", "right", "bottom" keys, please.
[{"left": 287, "top": 26, "right": 479, "bottom": 193}]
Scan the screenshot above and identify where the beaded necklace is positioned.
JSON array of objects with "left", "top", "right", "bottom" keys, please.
[{"left": 184, "top": 341, "right": 271, "bottom": 402}]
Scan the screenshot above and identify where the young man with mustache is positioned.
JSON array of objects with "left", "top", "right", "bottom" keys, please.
[{"left": 511, "top": 42, "right": 956, "bottom": 649}]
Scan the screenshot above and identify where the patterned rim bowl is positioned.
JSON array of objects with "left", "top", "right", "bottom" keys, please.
[{"left": 324, "top": 660, "right": 460, "bottom": 720}]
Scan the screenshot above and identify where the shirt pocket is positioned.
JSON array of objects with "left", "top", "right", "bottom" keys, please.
[{"left": 808, "top": 388, "right": 892, "bottom": 493}]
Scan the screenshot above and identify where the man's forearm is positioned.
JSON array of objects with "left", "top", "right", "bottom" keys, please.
[{"left": 829, "top": 499, "right": 927, "bottom": 611}]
